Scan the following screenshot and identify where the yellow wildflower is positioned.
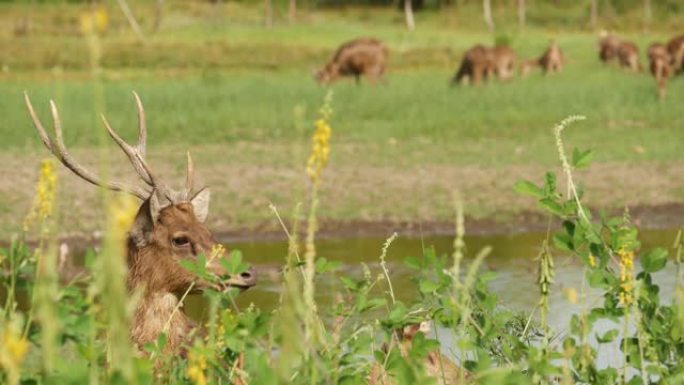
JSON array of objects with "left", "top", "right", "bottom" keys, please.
[
  {"left": 186, "top": 351, "right": 208, "bottom": 385},
  {"left": 0, "top": 319, "right": 30, "bottom": 385},
  {"left": 108, "top": 194, "right": 138, "bottom": 245},
  {"left": 23, "top": 159, "right": 58, "bottom": 232},
  {"left": 80, "top": 8, "right": 108, "bottom": 36},
  {"left": 563, "top": 287, "right": 578, "bottom": 304},
  {"left": 210, "top": 244, "right": 226, "bottom": 263},
  {"left": 618, "top": 248, "right": 635, "bottom": 306},
  {"left": 588, "top": 254, "right": 597, "bottom": 268},
  {"left": 306, "top": 91, "right": 333, "bottom": 186}
]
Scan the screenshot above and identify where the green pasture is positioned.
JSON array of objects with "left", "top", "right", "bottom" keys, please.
[{"left": 0, "top": 1, "right": 682, "bottom": 235}]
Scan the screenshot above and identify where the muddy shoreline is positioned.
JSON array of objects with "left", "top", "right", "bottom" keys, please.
[{"left": 7, "top": 203, "right": 681, "bottom": 251}]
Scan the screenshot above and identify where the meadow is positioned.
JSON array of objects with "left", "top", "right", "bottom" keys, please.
[
  {"left": 1, "top": 1, "right": 684, "bottom": 384},
  {"left": 0, "top": 1, "right": 682, "bottom": 236}
]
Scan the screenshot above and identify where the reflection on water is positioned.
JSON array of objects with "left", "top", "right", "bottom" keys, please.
[{"left": 185, "top": 228, "right": 680, "bottom": 333}]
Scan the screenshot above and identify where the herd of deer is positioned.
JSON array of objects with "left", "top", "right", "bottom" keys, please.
[
  {"left": 22, "top": 32, "right": 681, "bottom": 385},
  {"left": 315, "top": 33, "right": 684, "bottom": 98}
]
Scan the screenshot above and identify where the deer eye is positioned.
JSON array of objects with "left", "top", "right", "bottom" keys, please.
[{"left": 172, "top": 236, "right": 190, "bottom": 248}]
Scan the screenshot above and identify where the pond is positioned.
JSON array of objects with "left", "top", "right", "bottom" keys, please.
[{"left": 184, "top": 227, "right": 680, "bottom": 333}]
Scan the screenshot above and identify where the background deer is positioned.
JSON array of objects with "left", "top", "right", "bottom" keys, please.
[
  {"left": 314, "top": 37, "right": 389, "bottom": 85},
  {"left": 24, "top": 92, "right": 257, "bottom": 354},
  {"left": 666, "top": 34, "right": 684, "bottom": 74},
  {"left": 598, "top": 32, "right": 641, "bottom": 72},
  {"left": 451, "top": 44, "right": 516, "bottom": 86},
  {"left": 647, "top": 43, "right": 672, "bottom": 99},
  {"left": 617, "top": 40, "right": 641, "bottom": 72},
  {"left": 520, "top": 40, "right": 564, "bottom": 77}
]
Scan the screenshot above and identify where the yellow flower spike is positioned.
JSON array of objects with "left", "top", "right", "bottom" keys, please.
[
  {"left": 617, "top": 246, "right": 635, "bottom": 307},
  {"left": 23, "top": 159, "right": 58, "bottom": 233},
  {"left": 306, "top": 91, "right": 333, "bottom": 186},
  {"left": 108, "top": 194, "right": 138, "bottom": 245},
  {"left": 588, "top": 254, "right": 597, "bottom": 268},
  {"left": 563, "top": 287, "right": 578, "bottom": 304}
]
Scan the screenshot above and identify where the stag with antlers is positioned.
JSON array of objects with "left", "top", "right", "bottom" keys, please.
[{"left": 24, "top": 92, "right": 256, "bottom": 354}]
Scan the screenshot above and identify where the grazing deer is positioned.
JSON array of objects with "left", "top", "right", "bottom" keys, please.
[
  {"left": 451, "top": 44, "right": 516, "bottom": 86},
  {"left": 368, "top": 322, "right": 470, "bottom": 385},
  {"left": 315, "top": 37, "right": 389, "bottom": 85},
  {"left": 520, "top": 41, "right": 564, "bottom": 77},
  {"left": 598, "top": 31, "right": 622, "bottom": 64},
  {"left": 598, "top": 32, "right": 641, "bottom": 72},
  {"left": 451, "top": 44, "right": 491, "bottom": 86},
  {"left": 666, "top": 34, "right": 684, "bottom": 74},
  {"left": 489, "top": 45, "right": 517, "bottom": 81},
  {"left": 647, "top": 43, "right": 672, "bottom": 99},
  {"left": 24, "top": 92, "right": 257, "bottom": 354},
  {"left": 617, "top": 41, "right": 641, "bottom": 72}
]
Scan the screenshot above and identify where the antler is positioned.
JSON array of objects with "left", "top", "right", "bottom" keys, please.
[{"left": 24, "top": 91, "right": 170, "bottom": 201}]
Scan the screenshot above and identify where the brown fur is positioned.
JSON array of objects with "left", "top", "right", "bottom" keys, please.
[
  {"left": 452, "top": 44, "right": 517, "bottom": 86},
  {"left": 666, "top": 34, "right": 684, "bottom": 74},
  {"left": 598, "top": 33, "right": 622, "bottom": 63},
  {"left": 127, "top": 200, "right": 256, "bottom": 353},
  {"left": 315, "top": 37, "right": 389, "bottom": 85},
  {"left": 617, "top": 41, "right": 642, "bottom": 72},
  {"left": 521, "top": 41, "right": 564, "bottom": 77},
  {"left": 647, "top": 43, "right": 672, "bottom": 99},
  {"left": 368, "top": 322, "right": 470, "bottom": 385}
]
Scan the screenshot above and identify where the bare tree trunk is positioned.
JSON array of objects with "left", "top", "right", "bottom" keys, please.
[
  {"left": 116, "top": 0, "right": 144, "bottom": 39},
  {"left": 590, "top": 0, "right": 598, "bottom": 29},
  {"left": 643, "top": 0, "right": 652, "bottom": 29},
  {"left": 289, "top": 0, "right": 296, "bottom": 23},
  {"left": 152, "top": 0, "right": 163, "bottom": 33},
  {"left": 264, "top": 0, "right": 273, "bottom": 28},
  {"left": 483, "top": 0, "right": 494, "bottom": 31},
  {"left": 517, "top": 0, "right": 525, "bottom": 28},
  {"left": 404, "top": 0, "right": 416, "bottom": 31}
]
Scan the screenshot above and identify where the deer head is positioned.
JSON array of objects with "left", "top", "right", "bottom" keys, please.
[{"left": 24, "top": 92, "right": 256, "bottom": 349}]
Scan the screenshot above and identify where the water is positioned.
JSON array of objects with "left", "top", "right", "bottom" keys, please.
[{"left": 183, "top": 227, "right": 680, "bottom": 332}]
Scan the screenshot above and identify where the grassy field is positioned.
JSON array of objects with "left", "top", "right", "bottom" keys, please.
[{"left": 0, "top": 1, "right": 682, "bottom": 237}]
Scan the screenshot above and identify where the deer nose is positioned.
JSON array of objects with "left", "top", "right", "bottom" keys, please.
[
  {"left": 223, "top": 266, "right": 257, "bottom": 289},
  {"left": 239, "top": 267, "right": 257, "bottom": 287}
]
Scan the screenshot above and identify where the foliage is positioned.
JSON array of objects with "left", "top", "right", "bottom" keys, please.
[{"left": 2, "top": 112, "right": 684, "bottom": 384}]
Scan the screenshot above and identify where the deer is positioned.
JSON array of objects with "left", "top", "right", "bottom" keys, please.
[
  {"left": 598, "top": 32, "right": 641, "bottom": 72},
  {"left": 24, "top": 92, "right": 257, "bottom": 355},
  {"left": 520, "top": 40, "right": 564, "bottom": 77},
  {"left": 598, "top": 32, "right": 620, "bottom": 64},
  {"left": 617, "top": 40, "right": 641, "bottom": 72},
  {"left": 451, "top": 44, "right": 491, "bottom": 86},
  {"left": 647, "top": 43, "right": 672, "bottom": 99},
  {"left": 451, "top": 44, "right": 516, "bottom": 86},
  {"left": 368, "top": 322, "right": 470, "bottom": 385},
  {"left": 489, "top": 45, "right": 517, "bottom": 81},
  {"left": 666, "top": 34, "right": 684, "bottom": 74},
  {"left": 314, "top": 37, "right": 389, "bottom": 85}
]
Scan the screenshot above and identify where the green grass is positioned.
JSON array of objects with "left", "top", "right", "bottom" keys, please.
[
  {"left": 5, "top": 61, "right": 683, "bottom": 167},
  {"left": 1, "top": 2, "right": 683, "bottom": 236}
]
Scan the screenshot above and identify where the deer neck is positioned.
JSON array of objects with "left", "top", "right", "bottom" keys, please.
[
  {"left": 130, "top": 291, "right": 194, "bottom": 353},
  {"left": 127, "top": 241, "right": 195, "bottom": 353}
]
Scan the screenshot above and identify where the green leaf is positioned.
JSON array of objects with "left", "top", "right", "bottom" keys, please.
[
  {"left": 418, "top": 279, "right": 440, "bottom": 294},
  {"left": 572, "top": 148, "right": 593, "bottom": 169},
  {"left": 596, "top": 329, "right": 619, "bottom": 343},
  {"left": 513, "top": 180, "right": 544, "bottom": 198},
  {"left": 641, "top": 248, "right": 668, "bottom": 273},
  {"left": 539, "top": 198, "right": 564, "bottom": 217}
]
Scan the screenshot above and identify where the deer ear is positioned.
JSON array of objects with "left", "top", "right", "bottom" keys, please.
[
  {"left": 190, "top": 188, "right": 210, "bottom": 223},
  {"left": 149, "top": 192, "right": 162, "bottom": 225},
  {"left": 130, "top": 197, "right": 157, "bottom": 247}
]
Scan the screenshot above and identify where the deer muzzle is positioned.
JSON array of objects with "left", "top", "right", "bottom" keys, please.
[{"left": 224, "top": 266, "right": 257, "bottom": 290}]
